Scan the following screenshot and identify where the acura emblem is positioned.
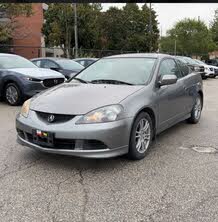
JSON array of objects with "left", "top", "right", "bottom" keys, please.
[
  {"left": 48, "top": 114, "right": 55, "bottom": 123},
  {"left": 54, "top": 79, "right": 58, "bottom": 84}
]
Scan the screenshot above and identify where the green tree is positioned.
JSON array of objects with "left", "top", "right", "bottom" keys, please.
[
  {"left": 99, "top": 3, "right": 159, "bottom": 52},
  {"left": 160, "top": 18, "right": 215, "bottom": 56},
  {"left": 43, "top": 3, "right": 159, "bottom": 55},
  {"left": 210, "top": 9, "right": 218, "bottom": 47},
  {"left": 0, "top": 3, "right": 32, "bottom": 42},
  {"left": 43, "top": 3, "right": 102, "bottom": 57}
]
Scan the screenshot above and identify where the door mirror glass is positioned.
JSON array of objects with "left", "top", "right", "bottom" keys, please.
[{"left": 159, "top": 74, "right": 177, "bottom": 86}]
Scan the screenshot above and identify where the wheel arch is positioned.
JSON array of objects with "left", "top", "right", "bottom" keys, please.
[
  {"left": 198, "top": 90, "right": 203, "bottom": 107},
  {"left": 130, "top": 106, "right": 157, "bottom": 139}
]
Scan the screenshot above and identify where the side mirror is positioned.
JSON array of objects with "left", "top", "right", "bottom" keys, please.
[
  {"left": 50, "top": 67, "right": 60, "bottom": 72},
  {"left": 158, "top": 74, "right": 177, "bottom": 87}
]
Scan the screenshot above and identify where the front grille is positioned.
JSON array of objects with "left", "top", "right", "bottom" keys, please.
[
  {"left": 199, "top": 66, "right": 205, "bottom": 72},
  {"left": 43, "top": 78, "right": 64, "bottom": 88},
  {"left": 215, "top": 69, "right": 218, "bottom": 74},
  {"left": 36, "top": 111, "right": 75, "bottom": 124}
]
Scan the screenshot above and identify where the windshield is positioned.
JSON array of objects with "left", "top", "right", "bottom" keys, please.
[
  {"left": 73, "top": 58, "right": 156, "bottom": 85},
  {"left": 195, "top": 60, "right": 206, "bottom": 65},
  {"left": 0, "top": 55, "right": 37, "bottom": 69},
  {"left": 182, "top": 57, "right": 198, "bottom": 65},
  {"left": 57, "top": 59, "right": 84, "bottom": 70}
]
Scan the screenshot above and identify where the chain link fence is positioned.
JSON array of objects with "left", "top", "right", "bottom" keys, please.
[
  {"left": 0, "top": 44, "right": 212, "bottom": 60},
  {"left": 0, "top": 44, "right": 139, "bottom": 59}
]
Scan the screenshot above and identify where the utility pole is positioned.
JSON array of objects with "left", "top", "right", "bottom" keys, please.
[
  {"left": 174, "top": 35, "right": 177, "bottom": 56},
  {"left": 149, "top": 3, "right": 152, "bottom": 53},
  {"left": 74, "top": 3, "right": 78, "bottom": 58}
]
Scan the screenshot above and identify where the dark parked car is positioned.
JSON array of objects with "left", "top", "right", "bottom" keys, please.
[
  {"left": 31, "top": 57, "right": 84, "bottom": 79},
  {"left": 0, "top": 54, "right": 65, "bottom": 106},
  {"left": 17, "top": 53, "right": 203, "bottom": 160},
  {"left": 177, "top": 56, "right": 206, "bottom": 79},
  {"left": 73, "top": 58, "right": 98, "bottom": 67},
  {"left": 205, "top": 58, "right": 218, "bottom": 67}
]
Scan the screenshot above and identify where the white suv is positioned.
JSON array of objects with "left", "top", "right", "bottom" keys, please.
[{"left": 195, "top": 59, "right": 218, "bottom": 78}]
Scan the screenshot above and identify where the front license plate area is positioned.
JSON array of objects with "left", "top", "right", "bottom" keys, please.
[{"left": 33, "top": 129, "right": 54, "bottom": 147}]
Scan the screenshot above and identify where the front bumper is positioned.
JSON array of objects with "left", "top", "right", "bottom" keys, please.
[
  {"left": 22, "top": 81, "right": 47, "bottom": 97},
  {"left": 16, "top": 111, "right": 132, "bottom": 158}
]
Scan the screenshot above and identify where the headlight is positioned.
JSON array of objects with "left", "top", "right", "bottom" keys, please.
[
  {"left": 20, "top": 99, "right": 31, "bottom": 118},
  {"left": 194, "top": 66, "right": 200, "bottom": 72},
  {"left": 23, "top": 76, "right": 41, "bottom": 82},
  {"left": 76, "top": 105, "right": 123, "bottom": 124}
]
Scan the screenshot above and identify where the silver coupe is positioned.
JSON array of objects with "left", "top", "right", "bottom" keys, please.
[{"left": 16, "top": 54, "right": 203, "bottom": 160}]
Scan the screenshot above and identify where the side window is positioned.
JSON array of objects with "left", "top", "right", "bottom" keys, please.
[
  {"left": 78, "top": 60, "right": 85, "bottom": 66},
  {"left": 159, "top": 59, "right": 182, "bottom": 79},
  {"left": 32, "top": 60, "right": 41, "bottom": 67},
  {"left": 41, "top": 60, "right": 59, "bottom": 69},
  {"left": 176, "top": 59, "right": 190, "bottom": 77}
]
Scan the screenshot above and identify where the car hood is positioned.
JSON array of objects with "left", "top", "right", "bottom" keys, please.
[
  {"left": 30, "top": 83, "right": 144, "bottom": 115},
  {"left": 8, "top": 68, "right": 64, "bottom": 79},
  {"left": 206, "top": 65, "right": 218, "bottom": 69}
]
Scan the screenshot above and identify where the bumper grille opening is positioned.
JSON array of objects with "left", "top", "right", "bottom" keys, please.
[
  {"left": 17, "top": 129, "right": 107, "bottom": 151},
  {"left": 17, "top": 128, "right": 25, "bottom": 139},
  {"left": 54, "top": 139, "right": 76, "bottom": 149},
  {"left": 83, "top": 140, "right": 107, "bottom": 150},
  {"left": 43, "top": 78, "right": 64, "bottom": 88}
]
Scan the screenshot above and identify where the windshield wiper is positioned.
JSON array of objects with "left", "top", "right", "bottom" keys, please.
[
  {"left": 72, "top": 77, "right": 89, "bottom": 84},
  {"left": 90, "top": 79, "right": 133, "bottom": 85}
]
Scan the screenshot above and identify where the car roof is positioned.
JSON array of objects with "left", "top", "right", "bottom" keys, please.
[
  {"left": 31, "top": 57, "right": 72, "bottom": 61},
  {"left": 0, "top": 53, "right": 21, "bottom": 57},
  {"left": 74, "top": 58, "right": 98, "bottom": 61},
  {"left": 104, "top": 53, "right": 174, "bottom": 59}
]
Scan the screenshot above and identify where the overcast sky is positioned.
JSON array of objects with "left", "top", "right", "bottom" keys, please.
[{"left": 102, "top": 3, "right": 218, "bottom": 36}]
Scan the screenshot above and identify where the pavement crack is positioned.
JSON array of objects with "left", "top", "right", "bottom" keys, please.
[
  {"left": 0, "top": 158, "right": 41, "bottom": 181},
  {"left": 78, "top": 169, "right": 88, "bottom": 222},
  {"left": 47, "top": 173, "right": 79, "bottom": 220}
]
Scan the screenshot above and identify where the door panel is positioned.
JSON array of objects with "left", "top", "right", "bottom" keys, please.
[
  {"left": 157, "top": 80, "right": 185, "bottom": 131},
  {"left": 156, "top": 58, "right": 186, "bottom": 131}
]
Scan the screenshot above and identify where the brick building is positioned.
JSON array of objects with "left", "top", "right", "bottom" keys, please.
[{"left": 12, "top": 3, "right": 45, "bottom": 59}]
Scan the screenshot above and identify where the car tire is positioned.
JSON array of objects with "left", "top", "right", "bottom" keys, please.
[
  {"left": 187, "top": 94, "right": 202, "bottom": 124},
  {"left": 4, "top": 83, "right": 23, "bottom": 106},
  {"left": 128, "top": 112, "right": 153, "bottom": 160}
]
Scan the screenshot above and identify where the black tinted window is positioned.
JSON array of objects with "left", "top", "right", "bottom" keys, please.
[{"left": 159, "top": 59, "right": 182, "bottom": 78}]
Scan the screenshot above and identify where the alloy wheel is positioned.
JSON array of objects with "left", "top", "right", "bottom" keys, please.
[
  {"left": 194, "top": 97, "right": 201, "bottom": 120},
  {"left": 135, "top": 118, "right": 151, "bottom": 153},
  {"left": 6, "top": 86, "right": 18, "bottom": 105}
]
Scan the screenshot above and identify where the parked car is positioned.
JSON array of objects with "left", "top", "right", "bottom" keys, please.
[
  {"left": 31, "top": 57, "right": 84, "bottom": 79},
  {"left": 205, "top": 58, "right": 218, "bottom": 67},
  {"left": 176, "top": 56, "right": 206, "bottom": 79},
  {"left": 16, "top": 53, "right": 203, "bottom": 160},
  {"left": 194, "top": 59, "right": 218, "bottom": 78},
  {"left": 73, "top": 58, "right": 98, "bottom": 67},
  {"left": 0, "top": 54, "right": 65, "bottom": 106}
]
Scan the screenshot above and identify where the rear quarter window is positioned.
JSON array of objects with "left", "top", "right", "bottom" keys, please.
[{"left": 176, "top": 59, "right": 191, "bottom": 77}]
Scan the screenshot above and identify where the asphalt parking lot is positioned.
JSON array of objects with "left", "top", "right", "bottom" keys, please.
[{"left": 0, "top": 79, "right": 217, "bottom": 222}]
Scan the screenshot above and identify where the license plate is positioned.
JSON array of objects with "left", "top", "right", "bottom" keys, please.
[{"left": 33, "top": 129, "right": 54, "bottom": 147}]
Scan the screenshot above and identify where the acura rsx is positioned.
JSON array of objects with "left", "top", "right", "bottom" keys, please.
[{"left": 16, "top": 53, "right": 203, "bottom": 160}]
